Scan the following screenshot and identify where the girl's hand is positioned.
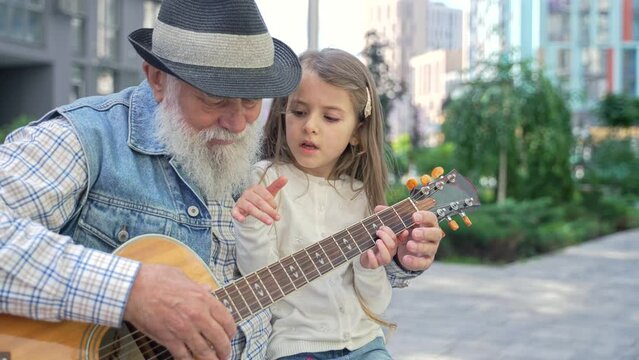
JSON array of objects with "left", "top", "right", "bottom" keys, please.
[
  {"left": 231, "top": 176, "right": 288, "bottom": 225},
  {"left": 359, "top": 225, "right": 398, "bottom": 269}
]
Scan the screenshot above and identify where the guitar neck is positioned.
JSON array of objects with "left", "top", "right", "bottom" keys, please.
[{"left": 214, "top": 197, "right": 431, "bottom": 323}]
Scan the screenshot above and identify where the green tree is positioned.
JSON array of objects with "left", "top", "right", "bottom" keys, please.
[
  {"left": 443, "top": 58, "right": 574, "bottom": 204},
  {"left": 361, "top": 30, "right": 405, "bottom": 142},
  {"left": 361, "top": 30, "right": 407, "bottom": 181},
  {"left": 597, "top": 93, "right": 638, "bottom": 127}
]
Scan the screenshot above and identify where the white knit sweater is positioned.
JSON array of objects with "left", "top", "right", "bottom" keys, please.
[{"left": 234, "top": 161, "right": 392, "bottom": 359}]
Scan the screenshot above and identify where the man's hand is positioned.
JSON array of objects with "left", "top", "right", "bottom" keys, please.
[
  {"left": 231, "top": 176, "right": 287, "bottom": 225},
  {"left": 123, "top": 264, "right": 236, "bottom": 360},
  {"left": 370, "top": 204, "right": 443, "bottom": 272},
  {"left": 395, "top": 210, "right": 443, "bottom": 271}
]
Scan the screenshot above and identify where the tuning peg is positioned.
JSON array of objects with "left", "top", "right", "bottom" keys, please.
[
  {"left": 405, "top": 178, "right": 418, "bottom": 191},
  {"left": 431, "top": 166, "right": 444, "bottom": 178},
  {"left": 420, "top": 174, "right": 432, "bottom": 185},
  {"left": 446, "top": 216, "right": 459, "bottom": 231},
  {"left": 461, "top": 212, "right": 472, "bottom": 227}
]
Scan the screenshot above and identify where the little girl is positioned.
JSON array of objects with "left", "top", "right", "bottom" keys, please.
[{"left": 232, "top": 48, "right": 396, "bottom": 359}]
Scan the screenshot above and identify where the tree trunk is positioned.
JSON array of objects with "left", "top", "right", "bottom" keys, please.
[{"left": 497, "top": 147, "right": 507, "bottom": 203}]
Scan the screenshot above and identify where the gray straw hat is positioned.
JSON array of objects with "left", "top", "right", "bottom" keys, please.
[{"left": 128, "top": 0, "right": 301, "bottom": 98}]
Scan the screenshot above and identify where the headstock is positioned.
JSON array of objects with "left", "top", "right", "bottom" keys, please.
[{"left": 405, "top": 167, "right": 480, "bottom": 232}]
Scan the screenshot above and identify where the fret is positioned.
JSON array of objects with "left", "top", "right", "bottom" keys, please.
[
  {"left": 245, "top": 272, "right": 272, "bottom": 308},
  {"left": 319, "top": 237, "right": 347, "bottom": 267},
  {"left": 293, "top": 251, "right": 321, "bottom": 281},
  {"left": 256, "top": 268, "right": 285, "bottom": 302},
  {"left": 350, "top": 222, "right": 376, "bottom": 252},
  {"left": 215, "top": 287, "right": 240, "bottom": 322},
  {"left": 280, "top": 256, "right": 308, "bottom": 288},
  {"left": 395, "top": 200, "right": 416, "bottom": 230},
  {"left": 234, "top": 278, "right": 263, "bottom": 314},
  {"left": 391, "top": 206, "right": 408, "bottom": 229},
  {"left": 362, "top": 215, "right": 384, "bottom": 244},
  {"left": 268, "top": 261, "right": 297, "bottom": 295},
  {"left": 306, "top": 243, "right": 333, "bottom": 275},
  {"left": 344, "top": 228, "right": 363, "bottom": 252},
  {"left": 224, "top": 283, "right": 252, "bottom": 321},
  {"left": 333, "top": 230, "right": 361, "bottom": 260},
  {"left": 330, "top": 235, "right": 349, "bottom": 261},
  {"left": 377, "top": 206, "right": 407, "bottom": 234}
]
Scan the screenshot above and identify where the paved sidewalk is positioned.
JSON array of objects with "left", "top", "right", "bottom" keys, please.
[{"left": 385, "top": 229, "right": 639, "bottom": 360}]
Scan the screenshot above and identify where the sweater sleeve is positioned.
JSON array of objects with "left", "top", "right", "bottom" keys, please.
[
  {"left": 352, "top": 259, "right": 392, "bottom": 314},
  {"left": 233, "top": 163, "right": 280, "bottom": 275}
]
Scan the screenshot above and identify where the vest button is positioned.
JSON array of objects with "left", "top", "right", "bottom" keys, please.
[
  {"left": 117, "top": 227, "right": 129, "bottom": 242},
  {"left": 187, "top": 205, "right": 200, "bottom": 217}
]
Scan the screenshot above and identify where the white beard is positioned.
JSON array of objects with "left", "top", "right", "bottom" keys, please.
[{"left": 154, "top": 82, "right": 262, "bottom": 201}]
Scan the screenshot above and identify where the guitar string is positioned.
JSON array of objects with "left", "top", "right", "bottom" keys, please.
[
  {"left": 212, "top": 199, "right": 422, "bottom": 319},
  {"left": 97, "top": 199, "right": 424, "bottom": 358},
  {"left": 97, "top": 196, "right": 437, "bottom": 358}
]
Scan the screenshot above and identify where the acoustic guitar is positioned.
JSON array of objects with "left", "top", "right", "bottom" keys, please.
[{"left": 0, "top": 169, "right": 479, "bottom": 359}]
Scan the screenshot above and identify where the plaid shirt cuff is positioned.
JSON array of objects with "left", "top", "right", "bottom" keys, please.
[
  {"left": 385, "top": 257, "right": 423, "bottom": 288},
  {"left": 63, "top": 246, "right": 141, "bottom": 327}
]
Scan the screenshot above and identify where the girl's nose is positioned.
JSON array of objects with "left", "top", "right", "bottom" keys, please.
[{"left": 303, "top": 114, "right": 319, "bottom": 134}]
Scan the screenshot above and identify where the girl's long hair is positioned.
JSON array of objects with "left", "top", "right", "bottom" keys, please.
[{"left": 262, "top": 48, "right": 388, "bottom": 211}]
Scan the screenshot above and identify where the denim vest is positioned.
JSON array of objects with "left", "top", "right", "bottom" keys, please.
[{"left": 39, "top": 81, "right": 213, "bottom": 262}]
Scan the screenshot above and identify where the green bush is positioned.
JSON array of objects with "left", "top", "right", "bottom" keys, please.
[
  {"left": 1, "top": 115, "right": 32, "bottom": 142},
  {"left": 435, "top": 196, "right": 639, "bottom": 264}
]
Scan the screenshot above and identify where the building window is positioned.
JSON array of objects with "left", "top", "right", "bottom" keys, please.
[
  {"left": 557, "top": 48, "right": 571, "bottom": 77},
  {"left": 597, "top": 0, "right": 609, "bottom": 43},
  {"left": 622, "top": 49, "right": 637, "bottom": 95},
  {"left": 71, "top": 17, "right": 85, "bottom": 56},
  {"left": 582, "top": 48, "right": 607, "bottom": 104},
  {"left": 70, "top": 64, "right": 86, "bottom": 102},
  {"left": 0, "top": 0, "right": 46, "bottom": 45},
  {"left": 548, "top": 0, "right": 571, "bottom": 42},
  {"left": 96, "top": 68, "right": 115, "bottom": 95},
  {"left": 96, "top": 0, "right": 120, "bottom": 60}
]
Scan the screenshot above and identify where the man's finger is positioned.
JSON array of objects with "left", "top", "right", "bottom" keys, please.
[
  {"left": 412, "top": 210, "right": 438, "bottom": 227},
  {"left": 266, "top": 176, "right": 288, "bottom": 196}
]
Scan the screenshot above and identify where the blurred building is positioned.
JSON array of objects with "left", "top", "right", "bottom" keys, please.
[
  {"left": 0, "top": 0, "right": 160, "bottom": 125},
  {"left": 469, "top": 0, "right": 639, "bottom": 126},
  {"left": 365, "top": 0, "right": 464, "bottom": 144}
]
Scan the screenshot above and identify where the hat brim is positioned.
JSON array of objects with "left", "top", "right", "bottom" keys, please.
[{"left": 129, "top": 28, "right": 301, "bottom": 99}]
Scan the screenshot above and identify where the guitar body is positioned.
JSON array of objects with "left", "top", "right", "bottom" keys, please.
[{"left": 0, "top": 234, "right": 219, "bottom": 359}]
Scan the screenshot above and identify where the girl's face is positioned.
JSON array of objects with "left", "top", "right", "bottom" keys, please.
[{"left": 285, "top": 71, "right": 360, "bottom": 178}]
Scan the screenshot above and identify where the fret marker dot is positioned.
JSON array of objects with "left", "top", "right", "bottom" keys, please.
[
  {"left": 289, "top": 265, "right": 299, "bottom": 278},
  {"left": 253, "top": 283, "right": 264, "bottom": 297},
  {"left": 222, "top": 299, "right": 233, "bottom": 313}
]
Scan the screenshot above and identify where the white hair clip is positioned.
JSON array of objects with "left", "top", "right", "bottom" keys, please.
[{"left": 364, "top": 87, "right": 372, "bottom": 118}]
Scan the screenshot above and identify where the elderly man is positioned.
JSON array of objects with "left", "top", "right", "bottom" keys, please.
[{"left": 0, "top": 0, "right": 443, "bottom": 359}]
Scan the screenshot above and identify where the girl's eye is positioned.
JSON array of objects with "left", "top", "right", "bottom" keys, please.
[
  {"left": 324, "top": 116, "right": 340, "bottom": 122},
  {"left": 290, "top": 110, "right": 306, "bottom": 117}
]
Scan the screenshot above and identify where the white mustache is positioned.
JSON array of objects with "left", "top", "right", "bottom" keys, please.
[{"left": 198, "top": 127, "right": 247, "bottom": 142}]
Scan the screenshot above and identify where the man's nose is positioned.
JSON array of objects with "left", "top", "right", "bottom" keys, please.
[{"left": 218, "top": 100, "right": 248, "bottom": 133}]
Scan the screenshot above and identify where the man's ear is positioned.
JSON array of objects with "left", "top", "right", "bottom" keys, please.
[{"left": 143, "top": 62, "right": 168, "bottom": 102}]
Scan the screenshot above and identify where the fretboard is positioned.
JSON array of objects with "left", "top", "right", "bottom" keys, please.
[{"left": 214, "top": 196, "right": 435, "bottom": 323}]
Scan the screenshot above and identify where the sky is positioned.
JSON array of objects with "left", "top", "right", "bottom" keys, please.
[{"left": 255, "top": 0, "right": 468, "bottom": 56}]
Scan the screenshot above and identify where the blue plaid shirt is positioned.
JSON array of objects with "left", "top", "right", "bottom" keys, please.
[{"left": 0, "top": 118, "right": 269, "bottom": 359}]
